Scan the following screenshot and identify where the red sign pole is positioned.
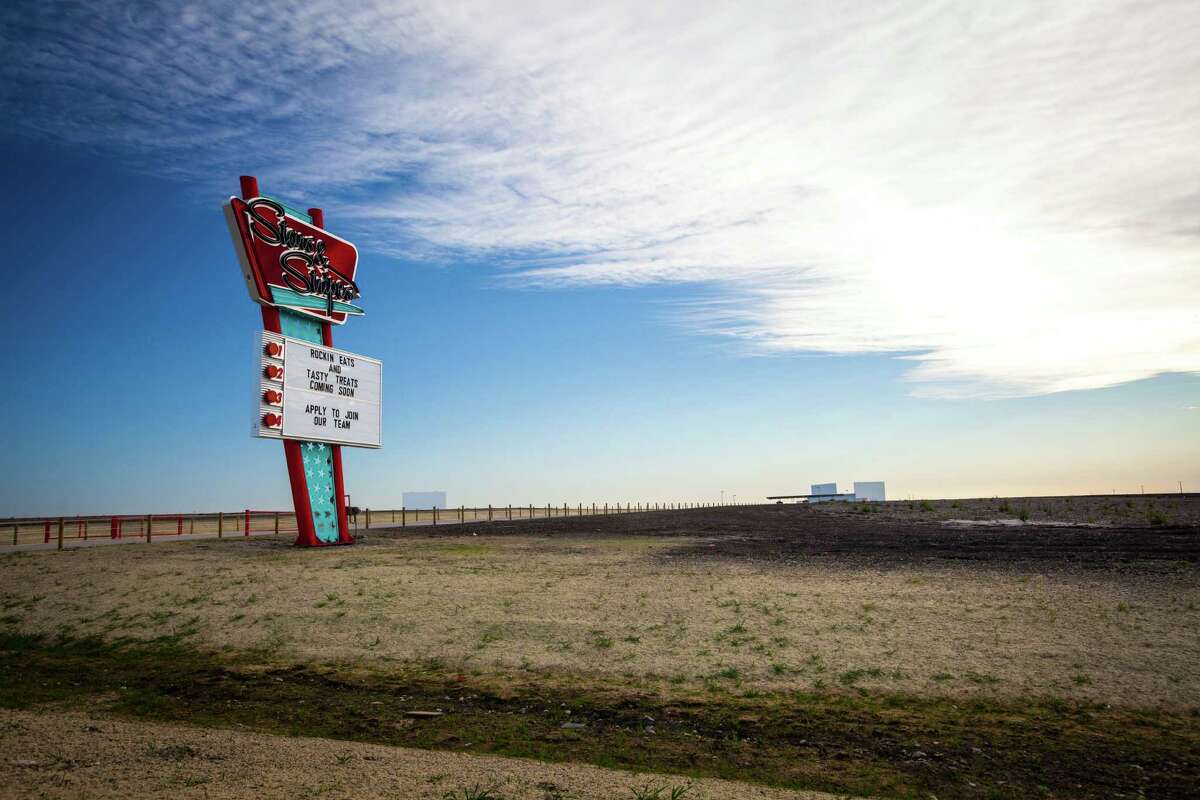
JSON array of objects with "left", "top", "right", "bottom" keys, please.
[{"left": 238, "top": 175, "right": 329, "bottom": 547}]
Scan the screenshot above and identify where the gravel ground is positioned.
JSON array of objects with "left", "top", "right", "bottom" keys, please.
[{"left": 0, "top": 708, "right": 841, "bottom": 800}]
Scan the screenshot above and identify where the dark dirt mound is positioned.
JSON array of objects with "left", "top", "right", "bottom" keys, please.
[{"left": 372, "top": 504, "right": 1199, "bottom": 569}]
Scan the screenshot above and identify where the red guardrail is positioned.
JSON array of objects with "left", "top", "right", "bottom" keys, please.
[{"left": 7, "top": 511, "right": 300, "bottom": 549}]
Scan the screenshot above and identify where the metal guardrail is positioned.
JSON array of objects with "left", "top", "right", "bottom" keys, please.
[{"left": 0, "top": 511, "right": 299, "bottom": 549}]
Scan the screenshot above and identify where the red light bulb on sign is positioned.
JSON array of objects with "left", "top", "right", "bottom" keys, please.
[
  {"left": 264, "top": 364, "right": 283, "bottom": 380},
  {"left": 264, "top": 341, "right": 282, "bottom": 357},
  {"left": 263, "top": 389, "right": 282, "bottom": 405},
  {"left": 262, "top": 413, "right": 282, "bottom": 428}
]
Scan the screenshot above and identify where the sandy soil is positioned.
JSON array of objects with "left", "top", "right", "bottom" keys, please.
[
  {"left": 2, "top": 512, "right": 1197, "bottom": 709},
  {"left": 0, "top": 708, "right": 840, "bottom": 799}
]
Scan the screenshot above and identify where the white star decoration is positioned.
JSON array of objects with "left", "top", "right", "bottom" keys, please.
[{"left": 292, "top": 439, "right": 339, "bottom": 540}]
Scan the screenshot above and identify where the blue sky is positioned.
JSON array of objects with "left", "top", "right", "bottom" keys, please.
[{"left": 1, "top": 1, "right": 1197, "bottom": 515}]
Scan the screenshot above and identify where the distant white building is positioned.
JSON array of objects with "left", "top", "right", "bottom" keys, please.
[
  {"left": 767, "top": 481, "right": 887, "bottom": 504},
  {"left": 809, "top": 482, "right": 855, "bottom": 503},
  {"left": 793, "top": 481, "right": 886, "bottom": 503},
  {"left": 402, "top": 491, "right": 447, "bottom": 509},
  {"left": 853, "top": 481, "right": 886, "bottom": 502}
]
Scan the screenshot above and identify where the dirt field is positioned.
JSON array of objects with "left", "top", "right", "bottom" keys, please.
[{"left": 2, "top": 503, "right": 1198, "bottom": 798}]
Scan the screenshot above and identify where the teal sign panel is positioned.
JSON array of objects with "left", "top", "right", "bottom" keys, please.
[{"left": 280, "top": 309, "right": 341, "bottom": 543}]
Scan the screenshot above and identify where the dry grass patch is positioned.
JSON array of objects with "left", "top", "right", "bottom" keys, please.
[{"left": 1, "top": 534, "right": 1198, "bottom": 708}]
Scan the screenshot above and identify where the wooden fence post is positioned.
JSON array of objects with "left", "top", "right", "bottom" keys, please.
[
  {"left": 401, "top": 506, "right": 406, "bottom": 528},
  {"left": 146, "top": 515, "right": 152, "bottom": 543},
  {"left": 12, "top": 524, "right": 17, "bottom": 546},
  {"left": 433, "top": 507, "right": 438, "bottom": 526},
  {"left": 57, "top": 518, "right": 64, "bottom": 550},
  {"left": 244, "top": 509, "right": 250, "bottom": 537},
  {"left": 488, "top": 504, "right": 493, "bottom": 521},
  {"left": 274, "top": 511, "right": 280, "bottom": 535},
  {"left": 218, "top": 512, "right": 224, "bottom": 539},
  {"left": 366, "top": 509, "right": 371, "bottom": 529},
  {"left": 507, "top": 504, "right": 512, "bottom": 520}
]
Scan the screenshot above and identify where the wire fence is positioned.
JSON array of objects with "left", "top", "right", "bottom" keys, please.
[
  {"left": 0, "top": 501, "right": 733, "bottom": 550},
  {"left": 359, "top": 501, "right": 726, "bottom": 528}
]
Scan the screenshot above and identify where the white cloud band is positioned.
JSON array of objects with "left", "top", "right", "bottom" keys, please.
[{"left": 4, "top": 0, "right": 1197, "bottom": 395}]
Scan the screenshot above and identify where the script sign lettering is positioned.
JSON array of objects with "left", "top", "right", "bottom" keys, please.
[{"left": 224, "top": 196, "right": 362, "bottom": 324}]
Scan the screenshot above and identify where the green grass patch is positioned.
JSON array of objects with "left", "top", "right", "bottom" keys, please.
[{"left": 0, "top": 632, "right": 1197, "bottom": 799}]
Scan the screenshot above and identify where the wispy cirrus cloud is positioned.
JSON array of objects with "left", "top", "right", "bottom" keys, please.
[{"left": 3, "top": 0, "right": 1198, "bottom": 396}]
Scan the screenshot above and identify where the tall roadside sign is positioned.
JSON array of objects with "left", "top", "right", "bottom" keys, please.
[{"left": 224, "top": 176, "right": 382, "bottom": 546}]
